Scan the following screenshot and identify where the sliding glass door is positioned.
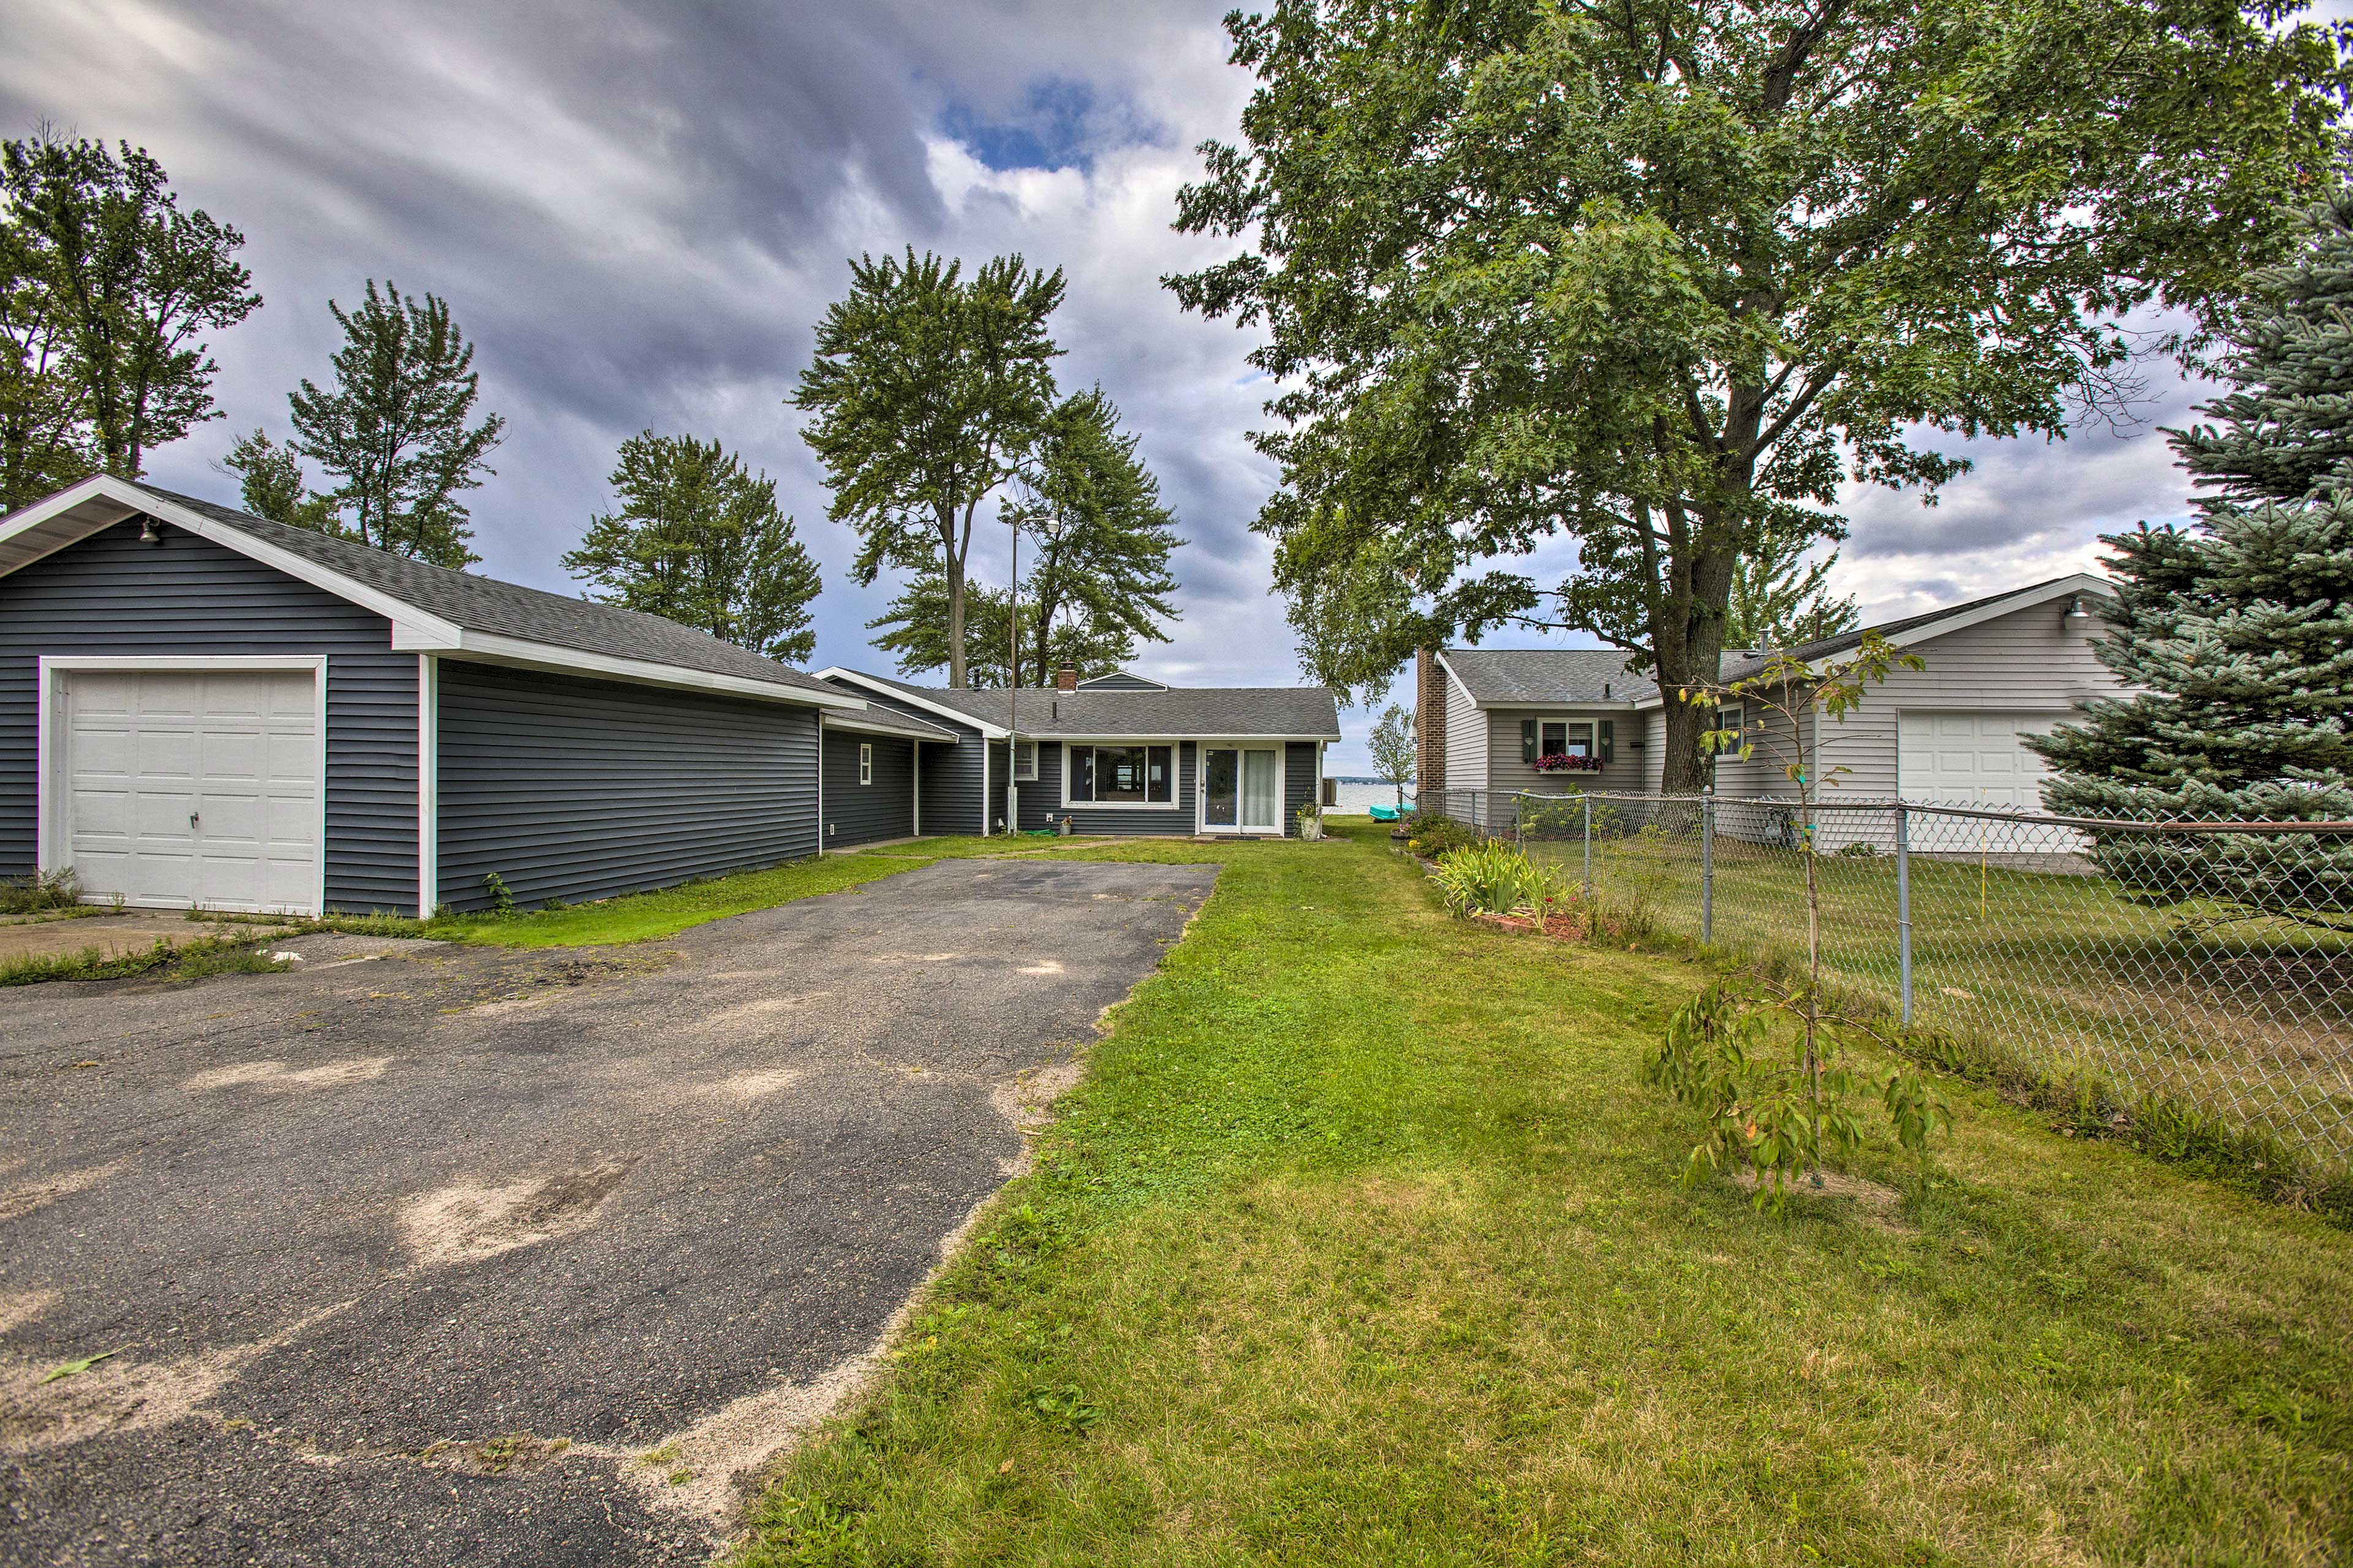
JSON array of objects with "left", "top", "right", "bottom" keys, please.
[{"left": 1203, "top": 746, "right": 1280, "bottom": 831}]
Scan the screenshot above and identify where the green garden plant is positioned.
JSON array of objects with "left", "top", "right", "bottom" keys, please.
[
  {"left": 1403, "top": 816, "right": 1480, "bottom": 858},
  {"left": 1430, "top": 839, "right": 1573, "bottom": 923},
  {"left": 1644, "top": 978, "right": 1950, "bottom": 1211}
]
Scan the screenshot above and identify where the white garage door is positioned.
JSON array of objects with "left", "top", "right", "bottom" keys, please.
[
  {"left": 1896, "top": 709, "right": 2078, "bottom": 852},
  {"left": 61, "top": 668, "right": 322, "bottom": 914}
]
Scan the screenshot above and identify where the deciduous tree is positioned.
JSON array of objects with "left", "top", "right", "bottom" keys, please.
[
  {"left": 288, "top": 280, "right": 503, "bottom": 569},
  {"left": 794, "top": 250, "right": 1064, "bottom": 687},
  {"left": 1007, "top": 388, "right": 1183, "bottom": 686},
  {"left": 1169, "top": 0, "right": 2347, "bottom": 790},
  {"left": 1368, "top": 703, "right": 1416, "bottom": 808},
  {"left": 0, "top": 132, "right": 259, "bottom": 497},
  {"left": 563, "top": 432, "right": 822, "bottom": 664}
]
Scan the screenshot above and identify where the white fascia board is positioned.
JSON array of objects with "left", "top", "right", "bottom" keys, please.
[
  {"left": 1624, "top": 573, "right": 2122, "bottom": 710},
  {"left": 822, "top": 709, "right": 960, "bottom": 740},
  {"left": 1044, "top": 732, "right": 1341, "bottom": 743},
  {"left": 14, "top": 477, "right": 471, "bottom": 645},
  {"left": 1881, "top": 572, "right": 2116, "bottom": 652},
  {"left": 443, "top": 630, "right": 863, "bottom": 709},
  {"left": 815, "top": 668, "right": 1012, "bottom": 738}
]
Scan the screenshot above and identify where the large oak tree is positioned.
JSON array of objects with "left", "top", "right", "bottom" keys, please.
[{"left": 1169, "top": 0, "right": 2347, "bottom": 789}]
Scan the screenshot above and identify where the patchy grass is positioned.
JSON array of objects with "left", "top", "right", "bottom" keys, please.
[
  {"left": 0, "top": 933, "right": 284, "bottom": 987},
  {"left": 736, "top": 824, "right": 2352, "bottom": 1567}
]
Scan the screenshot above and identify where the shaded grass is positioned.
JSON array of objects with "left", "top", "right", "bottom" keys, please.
[{"left": 737, "top": 824, "right": 2353, "bottom": 1567}]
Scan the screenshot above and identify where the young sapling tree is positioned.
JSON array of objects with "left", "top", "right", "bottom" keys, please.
[{"left": 1643, "top": 632, "right": 1950, "bottom": 1207}]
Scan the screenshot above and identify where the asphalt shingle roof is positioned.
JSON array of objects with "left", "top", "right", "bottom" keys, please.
[
  {"left": 135, "top": 483, "right": 844, "bottom": 699},
  {"left": 839, "top": 670, "right": 1341, "bottom": 739},
  {"left": 1439, "top": 648, "right": 1644, "bottom": 705}
]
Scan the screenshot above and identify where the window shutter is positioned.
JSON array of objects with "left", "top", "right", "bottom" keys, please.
[
  {"left": 1520, "top": 718, "right": 1537, "bottom": 763},
  {"left": 1597, "top": 720, "right": 1614, "bottom": 763}
]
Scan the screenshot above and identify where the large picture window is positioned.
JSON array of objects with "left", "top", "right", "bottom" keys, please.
[{"left": 1067, "top": 744, "right": 1174, "bottom": 805}]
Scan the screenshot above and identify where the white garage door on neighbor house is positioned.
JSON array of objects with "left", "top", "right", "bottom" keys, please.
[
  {"left": 57, "top": 665, "right": 323, "bottom": 914},
  {"left": 1896, "top": 710, "right": 2069, "bottom": 809}
]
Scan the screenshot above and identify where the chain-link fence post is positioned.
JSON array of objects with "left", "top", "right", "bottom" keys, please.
[
  {"left": 1581, "top": 793, "right": 1593, "bottom": 899},
  {"left": 1700, "top": 786, "right": 1715, "bottom": 944},
  {"left": 1894, "top": 803, "right": 1914, "bottom": 1025},
  {"left": 1515, "top": 792, "right": 1524, "bottom": 855}
]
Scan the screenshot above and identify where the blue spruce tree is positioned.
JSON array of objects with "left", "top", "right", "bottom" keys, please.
[{"left": 2030, "top": 193, "right": 2353, "bottom": 929}]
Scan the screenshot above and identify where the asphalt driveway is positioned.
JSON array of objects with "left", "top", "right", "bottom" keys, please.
[{"left": 0, "top": 857, "right": 1218, "bottom": 1566}]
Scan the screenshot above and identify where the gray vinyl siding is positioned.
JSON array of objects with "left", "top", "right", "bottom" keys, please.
[
  {"left": 0, "top": 518, "right": 418, "bottom": 913},
  {"left": 1006, "top": 739, "right": 1199, "bottom": 836},
  {"left": 1814, "top": 600, "right": 2126, "bottom": 801},
  {"left": 841, "top": 686, "right": 987, "bottom": 836},
  {"left": 436, "top": 661, "right": 817, "bottom": 912},
  {"left": 1443, "top": 666, "right": 1487, "bottom": 789},
  {"left": 1283, "top": 741, "right": 1317, "bottom": 833},
  {"left": 823, "top": 729, "right": 915, "bottom": 847},
  {"left": 1640, "top": 709, "right": 1667, "bottom": 793},
  {"left": 1480, "top": 705, "right": 1643, "bottom": 795}
]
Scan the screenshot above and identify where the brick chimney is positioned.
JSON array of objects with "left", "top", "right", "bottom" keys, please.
[
  {"left": 1055, "top": 665, "right": 1078, "bottom": 691},
  {"left": 1415, "top": 645, "right": 1446, "bottom": 793}
]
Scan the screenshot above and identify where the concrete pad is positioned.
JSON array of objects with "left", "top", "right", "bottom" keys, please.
[{"left": 0, "top": 914, "right": 289, "bottom": 965}]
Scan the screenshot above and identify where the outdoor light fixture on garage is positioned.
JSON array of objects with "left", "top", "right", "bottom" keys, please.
[
  {"left": 2063, "top": 594, "right": 2093, "bottom": 630},
  {"left": 138, "top": 515, "right": 164, "bottom": 546}
]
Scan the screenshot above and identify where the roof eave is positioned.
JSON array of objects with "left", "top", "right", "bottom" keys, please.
[
  {"left": 817, "top": 667, "right": 1011, "bottom": 737},
  {"left": 433, "top": 629, "right": 865, "bottom": 710},
  {"left": 5, "top": 477, "right": 859, "bottom": 710}
]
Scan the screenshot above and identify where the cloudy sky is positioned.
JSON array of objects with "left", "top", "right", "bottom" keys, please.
[{"left": 2, "top": 1, "right": 2237, "bottom": 770}]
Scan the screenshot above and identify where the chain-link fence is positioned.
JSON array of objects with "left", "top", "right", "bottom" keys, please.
[{"left": 1417, "top": 787, "right": 2353, "bottom": 1174}]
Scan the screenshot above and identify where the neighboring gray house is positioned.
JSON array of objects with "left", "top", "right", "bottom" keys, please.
[
  {"left": 1417, "top": 574, "right": 2124, "bottom": 816},
  {"left": 817, "top": 667, "right": 1342, "bottom": 838},
  {"left": 0, "top": 475, "right": 915, "bottom": 916}
]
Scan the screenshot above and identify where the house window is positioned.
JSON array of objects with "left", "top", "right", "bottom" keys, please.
[
  {"left": 1539, "top": 720, "right": 1593, "bottom": 759},
  {"left": 1068, "top": 744, "right": 1174, "bottom": 805},
  {"left": 858, "top": 743, "right": 873, "bottom": 786},
  {"left": 1013, "top": 740, "right": 1038, "bottom": 782}
]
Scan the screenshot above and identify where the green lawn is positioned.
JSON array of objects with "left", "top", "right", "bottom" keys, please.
[
  {"left": 733, "top": 823, "right": 2351, "bottom": 1567},
  {"left": 1520, "top": 828, "right": 2353, "bottom": 1172}
]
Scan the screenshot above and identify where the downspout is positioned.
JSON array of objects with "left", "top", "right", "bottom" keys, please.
[
  {"left": 912, "top": 738, "right": 921, "bottom": 836},
  {"left": 815, "top": 714, "right": 824, "bottom": 858},
  {"left": 417, "top": 653, "right": 438, "bottom": 918}
]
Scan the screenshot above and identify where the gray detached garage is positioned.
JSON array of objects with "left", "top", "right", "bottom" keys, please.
[{"left": 1, "top": 476, "right": 866, "bottom": 916}]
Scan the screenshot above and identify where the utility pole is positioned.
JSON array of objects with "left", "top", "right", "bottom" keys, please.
[{"left": 1006, "top": 512, "right": 1020, "bottom": 835}]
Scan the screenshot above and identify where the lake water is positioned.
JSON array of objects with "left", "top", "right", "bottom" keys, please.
[{"left": 1327, "top": 779, "right": 1413, "bottom": 814}]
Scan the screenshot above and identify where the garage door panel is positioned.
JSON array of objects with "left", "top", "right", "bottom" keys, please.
[
  {"left": 1898, "top": 708, "right": 2080, "bottom": 853},
  {"left": 62, "top": 668, "right": 320, "bottom": 915}
]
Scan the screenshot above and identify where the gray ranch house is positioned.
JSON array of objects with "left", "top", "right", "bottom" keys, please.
[
  {"left": 0, "top": 476, "right": 961, "bottom": 917},
  {"left": 1416, "top": 573, "right": 2125, "bottom": 818},
  {"left": 817, "top": 667, "right": 1341, "bottom": 839}
]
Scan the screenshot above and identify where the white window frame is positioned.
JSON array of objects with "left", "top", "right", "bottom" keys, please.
[
  {"left": 1061, "top": 738, "right": 1181, "bottom": 811},
  {"left": 1195, "top": 739, "right": 1287, "bottom": 834},
  {"left": 859, "top": 741, "right": 873, "bottom": 786},
  {"left": 36, "top": 654, "right": 332, "bottom": 917},
  {"left": 1013, "top": 739, "right": 1038, "bottom": 782}
]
